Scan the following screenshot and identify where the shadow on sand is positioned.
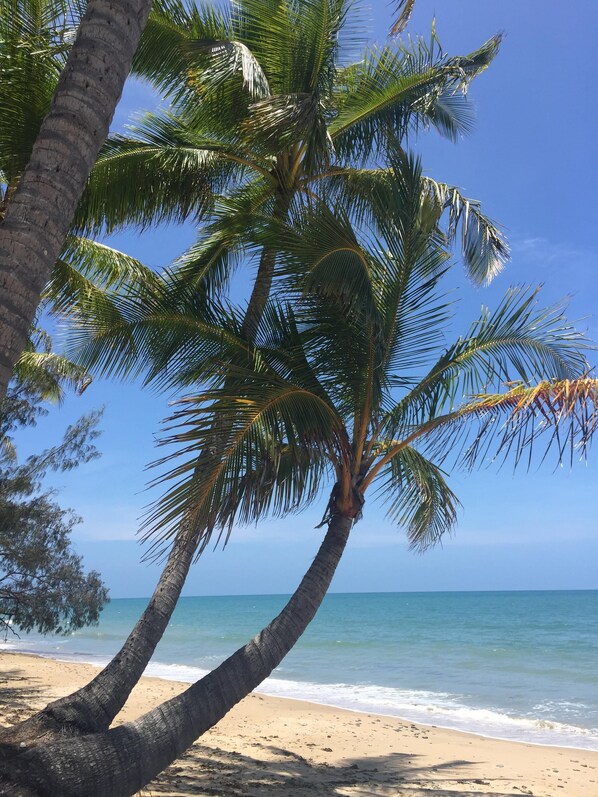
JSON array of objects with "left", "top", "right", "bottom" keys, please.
[
  {"left": 0, "top": 667, "right": 45, "bottom": 725},
  {"left": 145, "top": 740, "right": 523, "bottom": 797},
  {"left": 0, "top": 668, "right": 524, "bottom": 796}
]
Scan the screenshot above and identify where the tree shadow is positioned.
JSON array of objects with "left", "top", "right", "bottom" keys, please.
[
  {"left": 0, "top": 668, "right": 44, "bottom": 726},
  {"left": 145, "top": 740, "right": 523, "bottom": 797}
]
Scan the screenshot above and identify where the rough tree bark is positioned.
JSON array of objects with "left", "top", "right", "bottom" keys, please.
[
  {"left": 4, "top": 525, "right": 197, "bottom": 744},
  {"left": 1, "top": 512, "right": 354, "bottom": 796},
  {"left": 0, "top": 188, "right": 294, "bottom": 746},
  {"left": 0, "top": 0, "right": 153, "bottom": 398}
]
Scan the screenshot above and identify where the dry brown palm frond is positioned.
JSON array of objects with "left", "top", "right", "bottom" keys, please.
[
  {"left": 459, "top": 378, "right": 598, "bottom": 470},
  {"left": 390, "top": 0, "right": 416, "bottom": 36}
]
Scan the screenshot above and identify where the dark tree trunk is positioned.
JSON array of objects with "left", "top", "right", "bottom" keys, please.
[
  {"left": 1, "top": 188, "right": 295, "bottom": 745},
  {"left": 3, "top": 526, "right": 197, "bottom": 745},
  {"left": 0, "top": 0, "right": 153, "bottom": 397},
  {"left": 0, "top": 513, "right": 353, "bottom": 797}
]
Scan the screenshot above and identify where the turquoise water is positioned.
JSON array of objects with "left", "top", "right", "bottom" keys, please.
[{"left": 3, "top": 591, "right": 597, "bottom": 749}]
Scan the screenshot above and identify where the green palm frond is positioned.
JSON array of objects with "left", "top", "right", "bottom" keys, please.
[
  {"left": 312, "top": 161, "right": 508, "bottom": 287},
  {"left": 167, "top": 180, "right": 279, "bottom": 297},
  {"left": 76, "top": 112, "right": 261, "bottom": 235},
  {"left": 377, "top": 445, "right": 460, "bottom": 550},
  {"left": 64, "top": 185, "right": 282, "bottom": 391},
  {"left": 242, "top": 93, "right": 331, "bottom": 167},
  {"left": 330, "top": 33, "right": 501, "bottom": 161},
  {"left": 383, "top": 288, "right": 590, "bottom": 443},
  {"left": 13, "top": 350, "right": 91, "bottom": 401},
  {"left": 133, "top": 0, "right": 232, "bottom": 102},
  {"left": 46, "top": 235, "right": 157, "bottom": 314},
  {"left": 144, "top": 362, "right": 346, "bottom": 553},
  {"left": 363, "top": 154, "right": 449, "bottom": 377},
  {"left": 0, "top": 0, "right": 83, "bottom": 189},
  {"left": 278, "top": 200, "right": 381, "bottom": 321},
  {"left": 254, "top": 301, "right": 341, "bottom": 413},
  {"left": 232, "top": 0, "right": 350, "bottom": 96},
  {"left": 64, "top": 270, "right": 252, "bottom": 389},
  {"left": 13, "top": 325, "right": 92, "bottom": 401}
]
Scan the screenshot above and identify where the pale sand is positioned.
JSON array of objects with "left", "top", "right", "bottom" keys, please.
[{"left": 1, "top": 652, "right": 597, "bottom": 796}]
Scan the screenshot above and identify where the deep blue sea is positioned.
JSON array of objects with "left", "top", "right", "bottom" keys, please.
[{"left": 3, "top": 591, "right": 597, "bottom": 750}]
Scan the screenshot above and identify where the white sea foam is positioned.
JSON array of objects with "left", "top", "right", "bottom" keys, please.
[
  {"left": 3, "top": 590, "right": 598, "bottom": 754},
  {"left": 123, "top": 657, "right": 598, "bottom": 751},
  {"left": 3, "top": 639, "right": 597, "bottom": 750}
]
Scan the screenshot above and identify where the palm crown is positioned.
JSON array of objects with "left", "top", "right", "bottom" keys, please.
[
  {"left": 69, "top": 157, "right": 597, "bottom": 556},
  {"left": 68, "top": 0, "right": 508, "bottom": 325}
]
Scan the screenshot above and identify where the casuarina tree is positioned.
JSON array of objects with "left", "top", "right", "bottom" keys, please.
[{"left": 0, "top": 327, "right": 107, "bottom": 637}]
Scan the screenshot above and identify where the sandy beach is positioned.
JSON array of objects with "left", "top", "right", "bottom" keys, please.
[{"left": 1, "top": 652, "right": 597, "bottom": 796}]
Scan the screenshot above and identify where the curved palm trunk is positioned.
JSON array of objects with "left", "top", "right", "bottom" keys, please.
[
  {"left": 1, "top": 513, "right": 353, "bottom": 797},
  {"left": 5, "top": 526, "right": 197, "bottom": 744},
  {"left": 4, "top": 197, "right": 293, "bottom": 745},
  {"left": 0, "top": 0, "right": 152, "bottom": 398}
]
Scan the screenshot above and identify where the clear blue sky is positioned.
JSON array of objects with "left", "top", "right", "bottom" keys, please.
[{"left": 20, "top": 0, "right": 598, "bottom": 598}]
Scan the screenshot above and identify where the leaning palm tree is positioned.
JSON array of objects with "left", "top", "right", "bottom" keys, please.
[
  {"left": 3, "top": 156, "right": 596, "bottom": 796},
  {"left": 0, "top": 0, "right": 157, "bottom": 745},
  {"left": 0, "top": 0, "right": 154, "bottom": 396},
  {"left": 9, "top": 0, "right": 510, "bottom": 744},
  {"left": 0, "top": 0, "right": 154, "bottom": 383}
]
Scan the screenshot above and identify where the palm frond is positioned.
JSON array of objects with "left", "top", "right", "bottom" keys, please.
[
  {"left": 278, "top": 200, "right": 380, "bottom": 320},
  {"left": 390, "top": 0, "right": 416, "bottom": 36},
  {"left": 13, "top": 325, "right": 92, "bottom": 401},
  {"left": 189, "top": 37, "right": 270, "bottom": 98},
  {"left": 64, "top": 277, "right": 246, "bottom": 389},
  {"left": 386, "top": 286, "right": 591, "bottom": 438},
  {"left": 232, "top": 0, "right": 351, "bottom": 96},
  {"left": 0, "top": 0, "right": 82, "bottom": 185},
  {"left": 13, "top": 350, "right": 91, "bottom": 401},
  {"left": 423, "top": 176, "right": 509, "bottom": 285},
  {"left": 45, "top": 235, "right": 156, "bottom": 314},
  {"left": 330, "top": 34, "right": 501, "bottom": 162},
  {"left": 76, "top": 112, "right": 254, "bottom": 235},
  {"left": 132, "top": 0, "right": 232, "bottom": 102},
  {"left": 311, "top": 163, "right": 507, "bottom": 287},
  {"left": 144, "top": 364, "right": 345, "bottom": 554},
  {"left": 376, "top": 445, "right": 460, "bottom": 550},
  {"left": 242, "top": 93, "right": 331, "bottom": 167},
  {"left": 428, "top": 378, "right": 598, "bottom": 471},
  {"left": 167, "top": 177, "right": 280, "bottom": 299}
]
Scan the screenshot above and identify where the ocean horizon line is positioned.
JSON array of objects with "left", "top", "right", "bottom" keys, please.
[{"left": 108, "top": 587, "right": 598, "bottom": 600}]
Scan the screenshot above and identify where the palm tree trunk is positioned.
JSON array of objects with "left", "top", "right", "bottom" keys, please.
[
  {"left": 2, "top": 179, "right": 295, "bottom": 747},
  {"left": 1, "top": 513, "right": 353, "bottom": 797},
  {"left": 0, "top": 0, "right": 152, "bottom": 398},
  {"left": 4, "top": 525, "right": 197, "bottom": 744},
  {"left": 2, "top": 193, "right": 294, "bottom": 746}
]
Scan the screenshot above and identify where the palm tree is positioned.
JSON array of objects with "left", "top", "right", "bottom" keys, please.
[
  {"left": 0, "top": 0, "right": 153, "bottom": 397},
  {"left": 2, "top": 155, "right": 596, "bottom": 797},
  {"left": 1, "top": 322, "right": 93, "bottom": 458},
  {"left": 0, "top": 0, "right": 160, "bottom": 745},
  {"left": 0, "top": 0, "right": 154, "bottom": 389},
  {"left": 6, "top": 0, "right": 512, "bottom": 744}
]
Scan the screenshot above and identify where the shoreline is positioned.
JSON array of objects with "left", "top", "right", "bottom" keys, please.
[
  {"left": 1, "top": 650, "right": 597, "bottom": 796},
  {"left": 3, "top": 641, "right": 597, "bottom": 753}
]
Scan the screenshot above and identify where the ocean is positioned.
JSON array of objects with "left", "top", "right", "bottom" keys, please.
[{"left": 3, "top": 590, "right": 597, "bottom": 750}]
